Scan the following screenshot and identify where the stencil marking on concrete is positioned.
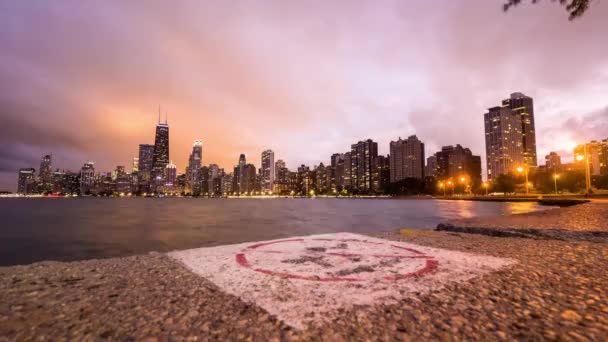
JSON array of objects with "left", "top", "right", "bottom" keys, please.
[{"left": 170, "top": 233, "right": 514, "bottom": 329}]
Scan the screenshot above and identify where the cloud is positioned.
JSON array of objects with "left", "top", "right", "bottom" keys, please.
[{"left": 0, "top": 0, "right": 607, "bottom": 189}]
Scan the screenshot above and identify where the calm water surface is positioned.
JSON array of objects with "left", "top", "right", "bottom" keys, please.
[{"left": 0, "top": 198, "right": 548, "bottom": 266}]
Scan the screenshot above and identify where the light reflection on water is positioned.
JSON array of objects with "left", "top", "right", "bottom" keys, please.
[{"left": 0, "top": 198, "right": 549, "bottom": 266}]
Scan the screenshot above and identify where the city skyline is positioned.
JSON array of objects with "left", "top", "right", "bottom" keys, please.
[{"left": 1, "top": 1, "right": 608, "bottom": 191}]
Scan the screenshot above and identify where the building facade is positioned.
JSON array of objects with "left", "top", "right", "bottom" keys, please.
[
  {"left": 502, "top": 92, "right": 537, "bottom": 167},
  {"left": 484, "top": 106, "right": 524, "bottom": 180},
  {"left": 261, "top": 150, "right": 275, "bottom": 193},
  {"left": 389, "top": 135, "right": 425, "bottom": 182},
  {"left": 350, "top": 139, "right": 378, "bottom": 192},
  {"left": 17, "top": 168, "right": 36, "bottom": 194},
  {"left": 38, "top": 155, "right": 53, "bottom": 193},
  {"left": 151, "top": 121, "right": 170, "bottom": 183},
  {"left": 431, "top": 145, "right": 482, "bottom": 184},
  {"left": 79, "top": 162, "right": 95, "bottom": 194}
]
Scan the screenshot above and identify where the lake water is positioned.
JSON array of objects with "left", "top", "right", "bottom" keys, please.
[{"left": 0, "top": 198, "right": 548, "bottom": 266}]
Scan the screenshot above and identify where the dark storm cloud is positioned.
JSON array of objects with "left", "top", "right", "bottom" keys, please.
[{"left": 0, "top": 0, "right": 607, "bottom": 190}]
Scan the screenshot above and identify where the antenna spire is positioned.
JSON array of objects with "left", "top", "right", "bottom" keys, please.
[
  {"left": 158, "top": 105, "right": 161, "bottom": 124},
  {"left": 165, "top": 110, "right": 168, "bottom": 125}
]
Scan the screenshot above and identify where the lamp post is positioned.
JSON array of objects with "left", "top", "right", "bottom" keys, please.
[
  {"left": 439, "top": 182, "right": 445, "bottom": 196},
  {"left": 447, "top": 180, "right": 453, "bottom": 196},
  {"left": 576, "top": 144, "right": 592, "bottom": 195},
  {"left": 553, "top": 174, "right": 559, "bottom": 194},
  {"left": 517, "top": 165, "right": 529, "bottom": 195},
  {"left": 460, "top": 176, "right": 467, "bottom": 195},
  {"left": 483, "top": 182, "right": 489, "bottom": 196}
]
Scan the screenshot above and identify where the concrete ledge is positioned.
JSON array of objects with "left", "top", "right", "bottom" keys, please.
[{"left": 436, "top": 223, "right": 608, "bottom": 243}]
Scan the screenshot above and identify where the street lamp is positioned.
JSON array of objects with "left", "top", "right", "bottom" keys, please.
[
  {"left": 459, "top": 176, "right": 467, "bottom": 195},
  {"left": 483, "top": 182, "right": 489, "bottom": 196},
  {"left": 447, "top": 180, "right": 454, "bottom": 196},
  {"left": 517, "top": 165, "right": 529, "bottom": 195},
  {"left": 438, "top": 182, "right": 445, "bottom": 196},
  {"left": 553, "top": 174, "right": 559, "bottom": 194},
  {"left": 576, "top": 145, "right": 592, "bottom": 195}
]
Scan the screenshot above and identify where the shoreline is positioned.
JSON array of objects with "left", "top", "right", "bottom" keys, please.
[{"left": 1, "top": 202, "right": 606, "bottom": 340}]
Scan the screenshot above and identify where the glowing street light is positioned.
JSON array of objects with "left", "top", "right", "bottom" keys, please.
[
  {"left": 438, "top": 182, "right": 446, "bottom": 196},
  {"left": 517, "top": 165, "right": 529, "bottom": 195},
  {"left": 553, "top": 174, "right": 560, "bottom": 194},
  {"left": 576, "top": 144, "right": 592, "bottom": 195},
  {"left": 447, "top": 180, "right": 454, "bottom": 196},
  {"left": 483, "top": 182, "right": 489, "bottom": 196}
]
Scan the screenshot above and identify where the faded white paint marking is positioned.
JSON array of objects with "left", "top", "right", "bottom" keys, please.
[{"left": 169, "top": 233, "right": 514, "bottom": 329}]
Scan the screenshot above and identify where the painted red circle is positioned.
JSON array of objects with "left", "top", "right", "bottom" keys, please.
[{"left": 235, "top": 238, "right": 438, "bottom": 282}]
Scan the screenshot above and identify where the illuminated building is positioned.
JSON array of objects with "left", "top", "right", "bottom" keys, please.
[
  {"left": 484, "top": 106, "right": 524, "bottom": 180},
  {"left": 79, "top": 161, "right": 95, "bottom": 194},
  {"left": 502, "top": 92, "right": 537, "bottom": 167},
  {"left": 261, "top": 150, "right": 275, "bottom": 192},
  {"left": 17, "top": 168, "right": 36, "bottom": 194},
  {"left": 389, "top": 135, "right": 425, "bottom": 182},
  {"left": 151, "top": 117, "right": 170, "bottom": 183},
  {"left": 38, "top": 154, "right": 53, "bottom": 192},
  {"left": 574, "top": 139, "right": 608, "bottom": 176},
  {"left": 186, "top": 140, "right": 203, "bottom": 195},
  {"left": 350, "top": 139, "right": 378, "bottom": 191},
  {"left": 431, "top": 145, "right": 482, "bottom": 184},
  {"left": 165, "top": 161, "right": 177, "bottom": 185},
  {"left": 132, "top": 157, "right": 139, "bottom": 172}
]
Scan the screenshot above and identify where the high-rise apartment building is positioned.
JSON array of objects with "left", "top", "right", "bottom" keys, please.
[
  {"left": 484, "top": 106, "right": 524, "bottom": 180},
  {"left": 350, "top": 139, "right": 378, "bottom": 192},
  {"left": 389, "top": 135, "right": 425, "bottom": 182},
  {"left": 431, "top": 145, "right": 482, "bottom": 183},
  {"left": 261, "top": 150, "right": 275, "bottom": 193},
  {"left": 17, "top": 168, "right": 36, "bottom": 194},
  {"left": 274, "top": 160, "right": 289, "bottom": 193},
  {"left": 574, "top": 139, "right": 608, "bottom": 176},
  {"left": 503, "top": 92, "right": 537, "bottom": 167},
  {"left": 38, "top": 154, "right": 53, "bottom": 192}
]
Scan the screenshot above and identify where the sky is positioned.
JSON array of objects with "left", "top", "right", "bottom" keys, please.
[{"left": 1, "top": 0, "right": 607, "bottom": 191}]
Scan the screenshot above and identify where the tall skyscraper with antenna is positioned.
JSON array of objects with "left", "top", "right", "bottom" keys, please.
[{"left": 151, "top": 108, "right": 170, "bottom": 184}]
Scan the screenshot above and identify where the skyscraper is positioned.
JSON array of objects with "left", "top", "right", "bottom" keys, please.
[
  {"left": 79, "top": 161, "right": 95, "bottom": 194},
  {"left": 234, "top": 154, "right": 247, "bottom": 193},
  {"left": 186, "top": 140, "right": 203, "bottom": 195},
  {"left": 138, "top": 144, "right": 155, "bottom": 179},
  {"left": 484, "top": 106, "right": 524, "bottom": 180},
  {"left": 389, "top": 135, "right": 425, "bottom": 182},
  {"left": 261, "top": 150, "right": 275, "bottom": 193},
  {"left": 151, "top": 118, "right": 169, "bottom": 182},
  {"left": 38, "top": 154, "right": 53, "bottom": 192},
  {"left": 503, "top": 92, "right": 537, "bottom": 167},
  {"left": 165, "top": 162, "right": 177, "bottom": 184},
  {"left": 17, "top": 168, "right": 36, "bottom": 194},
  {"left": 350, "top": 139, "right": 378, "bottom": 192}
]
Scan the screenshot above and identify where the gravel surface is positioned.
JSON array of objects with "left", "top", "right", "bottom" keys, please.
[
  {"left": 439, "top": 202, "right": 608, "bottom": 242},
  {"left": 1, "top": 203, "right": 607, "bottom": 341}
]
